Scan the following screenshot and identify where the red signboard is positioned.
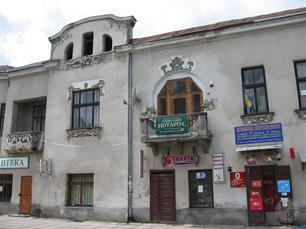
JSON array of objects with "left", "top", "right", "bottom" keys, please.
[
  {"left": 230, "top": 172, "right": 246, "bottom": 187},
  {"left": 166, "top": 154, "right": 198, "bottom": 167},
  {"left": 251, "top": 180, "right": 262, "bottom": 188},
  {"left": 250, "top": 197, "right": 263, "bottom": 210}
]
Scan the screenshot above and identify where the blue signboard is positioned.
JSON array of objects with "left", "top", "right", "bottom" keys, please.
[
  {"left": 235, "top": 123, "right": 283, "bottom": 145},
  {"left": 277, "top": 180, "right": 291, "bottom": 193}
]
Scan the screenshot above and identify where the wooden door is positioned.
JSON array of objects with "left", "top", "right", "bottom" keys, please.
[
  {"left": 246, "top": 166, "right": 264, "bottom": 225},
  {"left": 19, "top": 176, "right": 32, "bottom": 215},
  {"left": 150, "top": 170, "right": 176, "bottom": 222}
]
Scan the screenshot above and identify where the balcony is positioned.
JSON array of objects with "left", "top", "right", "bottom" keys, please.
[
  {"left": 140, "top": 112, "right": 212, "bottom": 154},
  {"left": 5, "top": 98, "right": 46, "bottom": 153},
  {"left": 6, "top": 131, "right": 44, "bottom": 153}
]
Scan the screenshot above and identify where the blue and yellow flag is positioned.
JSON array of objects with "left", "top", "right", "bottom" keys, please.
[{"left": 244, "top": 95, "right": 252, "bottom": 108}]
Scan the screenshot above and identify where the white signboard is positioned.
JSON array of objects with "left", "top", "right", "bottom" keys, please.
[
  {"left": 301, "top": 90, "right": 306, "bottom": 96},
  {"left": 212, "top": 152, "right": 224, "bottom": 183},
  {"left": 0, "top": 157, "right": 29, "bottom": 169}
]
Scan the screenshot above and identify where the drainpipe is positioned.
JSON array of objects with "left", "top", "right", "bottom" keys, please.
[{"left": 127, "top": 52, "right": 133, "bottom": 222}]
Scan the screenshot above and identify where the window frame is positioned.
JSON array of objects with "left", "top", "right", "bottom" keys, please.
[
  {"left": 188, "top": 169, "right": 214, "bottom": 208},
  {"left": 294, "top": 60, "right": 306, "bottom": 110},
  {"left": 103, "top": 34, "right": 112, "bottom": 52},
  {"left": 67, "top": 173, "right": 94, "bottom": 207},
  {"left": 65, "top": 43, "right": 74, "bottom": 60},
  {"left": 0, "top": 103, "right": 5, "bottom": 137},
  {"left": 157, "top": 77, "right": 204, "bottom": 116},
  {"left": 32, "top": 105, "right": 46, "bottom": 132},
  {"left": 71, "top": 88, "right": 100, "bottom": 129},
  {"left": 82, "top": 32, "right": 94, "bottom": 56},
  {"left": 241, "top": 66, "right": 269, "bottom": 115},
  {"left": 0, "top": 174, "right": 13, "bottom": 202}
]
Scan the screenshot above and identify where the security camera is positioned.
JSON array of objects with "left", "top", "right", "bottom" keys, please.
[{"left": 209, "top": 80, "right": 214, "bottom": 88}]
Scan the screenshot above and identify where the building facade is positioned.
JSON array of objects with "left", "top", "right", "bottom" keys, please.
[{"left": 0, "top": 7, "right": 306, "bottom": 226}]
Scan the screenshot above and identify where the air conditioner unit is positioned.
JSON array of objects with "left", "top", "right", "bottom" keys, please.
[{"left": 39, "top": 159, "right": 52, "bottom": 175}]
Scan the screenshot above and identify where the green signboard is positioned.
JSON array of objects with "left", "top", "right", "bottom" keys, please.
[{"left": 156, "top": 115, "right": 189, "bottom": 135}]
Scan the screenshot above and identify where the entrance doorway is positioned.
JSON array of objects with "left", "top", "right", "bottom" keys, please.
[
  {"left": 19, "top": 176, "right": 32, "bottom": 215},
  {"left": 150, "top": 170, "right": 176, "bottom": 222},
  {"left": 246, "top": 165, "right": 292, "bottom": 226}
]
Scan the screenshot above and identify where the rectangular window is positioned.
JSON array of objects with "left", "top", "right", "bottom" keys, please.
[
  {"left": 242, "top": 66, "right": 268, "bottom": 115},
  {"left": 0, "top": 103, "right": 5, "bottom": 137},
  {"left": 82, "top": 32, "right": 94, "bottom": 56},
  {"left": 0, "top": 174, "right": 13, "bottom": 202},
  {"left": 67, "top": 174, "right": 93, "bottom": 207},
  {"left": 72, "top": 89, "right": 100, "bottom": 129},
  {"left": 32, "top": 105, "right": 46, "bottom": 132},
  {"left": 294, "top": 61, "right": 306, "bottom": 109},
  {"left": 189, "top": 170, "right": 213, "bottom": 208}
]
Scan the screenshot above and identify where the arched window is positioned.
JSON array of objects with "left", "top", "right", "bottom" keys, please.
[
  {"left": 82, "top": 32, "right": 94, "bottom": 56},
  {"left": 103, "top": 34, "right": 112, "bottom": 52},
  {"left": 65, "top": 43, "right": 73, "bottom": 60},
  {"left": 157, "top": 77, "right": 204, "bottom": 115}
]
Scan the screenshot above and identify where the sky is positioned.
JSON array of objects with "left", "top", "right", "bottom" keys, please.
[{"left": 0, "top": 0, "right": 305, "bottom": 67}]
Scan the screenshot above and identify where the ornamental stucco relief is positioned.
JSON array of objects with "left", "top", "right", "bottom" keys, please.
[{"left": 160, "top": 56, "right": 195, "bottom": 76}]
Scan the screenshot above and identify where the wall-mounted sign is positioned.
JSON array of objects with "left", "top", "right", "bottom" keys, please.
[
  {"left": 212, "top": 153, "right": 224, "bottom": 183},
  {"left": 156, "top": 115, "right": 188, "bottom": 135},
  {"left": 277, "top": 180, "right": 291, "bottom": 193},
  {"left": 0, "top": 157, "right": 29, "bottom": 169},
  {"left": 165, "top": 154, "right": 198, "bottom": 167},
  {"left": 235, "top": 123, "right": 283, "bottom": 145},
  {"left": 230, "top": 172, "right": 246, "bottom": 187}
]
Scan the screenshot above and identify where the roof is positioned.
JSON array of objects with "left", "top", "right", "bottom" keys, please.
[
  {"left": 133, "top": 7, "right": 306, "bottom": 45},
  {"left": 0, "top": 65, "right": 14, "bottom": 73}
]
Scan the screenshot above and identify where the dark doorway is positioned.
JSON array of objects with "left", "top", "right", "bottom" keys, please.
[{"left": 150, "top": 170, "right": 176, "bottom": 222}]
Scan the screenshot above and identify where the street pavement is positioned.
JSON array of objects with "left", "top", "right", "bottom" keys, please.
[{"left": 0, "top": 215, "right": 301, "bottom": 229}]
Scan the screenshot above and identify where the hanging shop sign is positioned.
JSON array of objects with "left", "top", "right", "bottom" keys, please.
[
  {"left": 0, "top": 156, "right": 29, "bottom": 169},
  {"left": 156, "top": 114, "right": 188, "bottom": 135},
  {"left": 212, "top": 152, "right": 224, "bottom": 183},
  {"left": 230, "top": 172, "right": 246, "bottom": 187},
  {"left": 235, "top": 123, "right": 283, "bottom": 145},
  {"left": 165, "top": 154, "right": 198, "bottom": 167}
]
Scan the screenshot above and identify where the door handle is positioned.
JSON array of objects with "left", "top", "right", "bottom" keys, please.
[{"left": 18, "top": 193, "right": 20, "bottom": 196}]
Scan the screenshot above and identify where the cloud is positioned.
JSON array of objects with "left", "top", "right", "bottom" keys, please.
[{"left": 0, "top": 0, "right": 305, "bottom": 66}]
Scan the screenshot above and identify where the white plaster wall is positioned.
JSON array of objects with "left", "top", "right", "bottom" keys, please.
[{"left": 131, "top": 23, "right": 306, "bottom": 215}]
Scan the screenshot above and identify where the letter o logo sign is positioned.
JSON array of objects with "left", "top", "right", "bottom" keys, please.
[{"left": 235, "top": 172, "right": 240, "bottom": 180}]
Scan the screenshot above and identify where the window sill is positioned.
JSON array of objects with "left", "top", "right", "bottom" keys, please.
[
  {"left": 66, "top": 127, "right": 103, "bottom": 140},
  {"left": 240, "top": 112, "right": 275, "bottom": 124},
  {"left": 295, "top": 109, "right": 306, "bottom": 120},
  {"left": 65, "top": 206, "right": 94, "bottom": 209}
]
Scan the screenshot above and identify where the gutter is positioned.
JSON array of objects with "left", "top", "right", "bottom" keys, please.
[{"left": 127, "top": 52, "right": 133, "bottom": 221}]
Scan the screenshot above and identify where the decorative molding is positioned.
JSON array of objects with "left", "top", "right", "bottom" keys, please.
[
  {"left": 240, "top": 112, "right": 275, "bottom": 124},
  {"left": 160, "top": 56, "right": 194, "bottom": 76},
  {"left": 295, "top": 109, "right": 306, "bottom": 120},
  {"left": 68, "top": 79, "right": 105, "bottom": 100},
  {"left": 51, "top": 31, "right": 72, "bottom": 53},
  {"left": 204, "top": 99, "right": 217, "bottom": 111},
  {"left": 66, "top": 127, "right": 103, "bottom": 140},
  {"left": 7, "top": 131, "right": 42, "bottom": 145},
  {"left": 141, "top": 106, "right": 156, "bottom": 118},
  {"left": 64, "top": 52, "right": 118, "bottom": 70}
]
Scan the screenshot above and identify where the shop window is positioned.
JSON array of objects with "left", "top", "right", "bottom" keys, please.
[
  {"left": 67, "top": 174, "right": 93, "bottom": 207},
  {"left": 65, "top": 43, "right": 73, "bottom": 60},
  {"left": 189, "top": 170, "right": 213, "bottom": 208},
  {"left": 0, "top": 103, "right": 5, "bottom": 137},
  {"left": 242, "top": 66, "right": 269, "bottom": 115},
  {"left": 32, "top": 105, "right": 46, "bottom": 132},
  {"left": 82, "top": 32, "right": 94, "bottom": 56},
  {"left": 157, "top": 78, "right": 203, "bottom": 115},
  {"left": 72, "top": 88, "right": 100, "bottom": 129},
  {"left": 294, "top": 60, "right": 306, "bottom": 109},
  {"left": 103, "top": 34, "right": 112, "bottom": 52},
  {"left": 0, "top": 174, "right": 12, "bottom": 202}
]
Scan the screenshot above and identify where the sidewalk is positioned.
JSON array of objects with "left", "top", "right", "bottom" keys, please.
[{"left": 0, "top": 215, "right": 296, "bottom": 229}]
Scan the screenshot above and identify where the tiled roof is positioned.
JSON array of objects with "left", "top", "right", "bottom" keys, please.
[
  {"left": 0, "top": 65, "right": 14, "bottom": 73},
  {"left": 133, "top": 7, "right": 306, "bottom": 44}
]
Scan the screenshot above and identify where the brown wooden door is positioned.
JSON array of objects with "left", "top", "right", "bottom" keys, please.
[
  {"left": 19, "top": 176, "right": 32, "bottom": 215},
  {"left": 246, "top": 166, "right": 264, "bottom": 225},
  {"left": 150, "top": 170, "right": 176, "bottom": 222}
]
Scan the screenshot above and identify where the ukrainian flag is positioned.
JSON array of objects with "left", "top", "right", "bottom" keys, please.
[{"left": 244, "top": 95, "right": 252, "bottom": 108}]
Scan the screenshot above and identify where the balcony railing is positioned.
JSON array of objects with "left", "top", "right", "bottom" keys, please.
[
  {"left": 140, "top": 112, "right": 212, "bottom": 144},
  {"left": 6, "top": 131, "right": 44, "bottom": 153}
]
